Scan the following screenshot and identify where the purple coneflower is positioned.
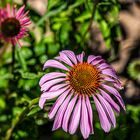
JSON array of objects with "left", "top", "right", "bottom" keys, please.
[
  {"left": 0, "top": 4, "right": 31, "bottom": 47},
  {"left": 39, "top": 50, "right": 125, "bottom": 139}
]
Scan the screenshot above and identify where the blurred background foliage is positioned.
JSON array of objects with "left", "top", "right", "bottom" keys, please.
[{"left": 0, "top": 0, "right": 140, "bottom": 140}]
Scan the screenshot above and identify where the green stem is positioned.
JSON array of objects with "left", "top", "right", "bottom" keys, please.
[
  {"left": 5, "top": 98, "right": 39, "bottom": 140},
  {"left": 81, "top": 0, "right": 99, "bottom": 47},
  {"left": 12, "top": 45, "right": 15, "bottom": 75}
]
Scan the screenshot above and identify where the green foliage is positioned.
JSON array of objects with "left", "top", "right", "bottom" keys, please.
[{"left": 127, "top": 59, "right": 140, "bottom": 80}]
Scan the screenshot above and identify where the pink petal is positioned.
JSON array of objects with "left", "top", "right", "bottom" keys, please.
[
  {"left": 56, "top": 52, "right": 73, "bottom": 67},
  {"left": 21, "top": 18, "right": 30, "bottom": 24},
  {"left": 62, "top": 94, "right": 78, "bottom": 132},
  {"left": 87, "top": 55, "right": 96, "bottom": 63},
  {"left": 43, "top": 60, "right": 69, "bottom": 71},
  {"left": 102, "top": 69, "right": 118, "bottom": 79},
  {"left": 19, "top": 11, "right": 29, "bottom": 19},
  {"left": 114, "top": 82, "right": 123, "bottom": 90},
  {"left": 48, "top": 89, "right": 71, "bottom": 119},
  {"left": 101, "top": 84, "right": 125, "bottom": 110},
  {"left": 87, "top": 55, "right": 101, "bottom": 64},
  {"left": 104, "top": 77, "right": 115, "bottom": 82},
  {"left": 52, "top": 93, "right": 72, "bottom": 130},
  {"left": 97, "top": 63, "right": 110, "bottom": 70},
  {"left": 41, "top": 85, "right": 70, "bottom": 98},
  {"left": 39, "top": 86, "right": 70, "bottom": 108},
  {"left": 38, "top": 98, "right": 46, "bottom": 109},
  {"left": 7, "top": 4, "right": 11, "bottom": 17},
  {"left": 97, "top": 94, "right": 116, "bottom": 127},
  {"left": 62, "top": 50, "right": 77, "bottom": 64},
  {"left": 76, "top": 52, "right": 85, "bottom": 63},
  {"left": 93, "top": 95, "right": 111, "bottom": 132},
  {"left": 41, "top": 78, "right": 66, "bottom": 92},
  {"left": 85, "top": 95, "right": 94, "bottom": 133},
  {"left": 99, "top": 88, "right": 120, "bottom": 113},
  {"left": 103, "top": 77, "right": 123, "bottom": 90},
  {"left": 49, "top": 83, "right": 69, "bottom": 91},
  {"left": 39, "top": 72, "right": 66, "bottom": 86},
  {"left": 16, "top": 5, "right": 25, "bottom": 18},
  {"left": 80, "top": 96, "right": 91, "bottom": 139},
  {"left": 69, "top": 96, "right": 81, "bottom": 134},
  {"left": 91, "top": 59, "right": 104, "bottom": 66}
]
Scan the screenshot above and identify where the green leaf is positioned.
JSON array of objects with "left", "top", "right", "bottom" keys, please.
[
  {"left": 16, "top": 46, "right": 27, "bottom": 72},
  {"left": 0, "top": 97, "right": 6, "bottom": 109},
  {"left": 37, "top": 4, "right": 67, "bottom": 26},
  {"left": 27, "top": 105, "right": 41, "bottom": 117},
  {"left": 75, "top": 11, "right": 91, "bottom": 22},
  {"left": 47, "top": 43, "right": 60, "bottom": 56},
  {"left": 18, "top": 70, "right": 40, "bottom": 79}
]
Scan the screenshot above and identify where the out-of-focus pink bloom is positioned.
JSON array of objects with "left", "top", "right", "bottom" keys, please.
[
  {"left": 0, "top": 4, "right": 31, "bottom": 47},
  {"left": 39, "top": 50, "right": 125, "bottom": 139}
]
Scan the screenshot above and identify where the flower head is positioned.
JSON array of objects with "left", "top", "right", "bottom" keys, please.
[
  {"left": 0, "top": 4, "right": 31, "bottom": 47},
  {"left": 39, "top": 50, "right": 125, "bottom": 139}
]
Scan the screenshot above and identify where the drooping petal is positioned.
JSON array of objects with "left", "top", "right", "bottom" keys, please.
[
  {"left": 52, "top": 93, "right": 72, "bottom": 130},
  {"left": 99, "top": 88, "right": 120, "bottom": 113},
  {"left": 102, "top": 69, "right": 118, "bottom": 79},
  {"left": 49, "top": 83, "right": 69, "bottom": 91},
  {"left": 43, "top": 60, "right": 69, "bottom": 71},
  {"left": 48, "top": 89, "right": 71, "bottom": 119},
  {"left": 77, "top": 52, "right": 85, "bottom": 63},
  {"left": 85, "top": 95, "right": 94, "bottom": 133},
  {"left": 93, "top": 95, "right": 111, "bottom": 132},
  {"left": 103, "top": 77, "right": 123, "bottom": 90},
  {"left": 97, "top": 94, "right": 116, "bottom": 127},
  {"left": 104, "top": 77, "right": 115, "bottom": 82},
  {"left": 69, "top": 96, "right": 81, "bottom": 134},
  {"left": 62, "top": 50, "right": 77, "bottom": 65},
  {"left": 114, "top": 83, "right": 123, "bottom": 90},
  {"left": 62, "top": 94, "right": 78, "bottom": 132},
  {"left": 38, "top": 98, "right": 46, "bottom": 109},
  {"left": 80, "top": 96, "right": 91, "bottom": 139},
  {"left": 39, "top": 86, "right": 70, "bottom": 108},
  {"left": 39, "top": 72, "right": 66, "bottom": 86},
  {"left": 41, "top": 85, "right": 70, "bottom": 99},
  {"left": 41, "top": 78, "right": 66, "bottom": 92},
  {"left": 101, "top": 84, "right": 125, "bottom": 110}
]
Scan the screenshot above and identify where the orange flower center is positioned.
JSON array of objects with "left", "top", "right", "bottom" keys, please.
[
  {"left": 67, "top": 63, "right": 101, "bottom": 96},
  {"left": 1, "top": 18, "right": 21, "bottom": 37}
]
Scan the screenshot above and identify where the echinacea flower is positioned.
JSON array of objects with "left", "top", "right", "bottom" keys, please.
[
  {"left": 39, "top": 50, "right": 125, "bottom": 139},
  {"left": 0, "top": 4, "right": 31, "bottom": 47}
]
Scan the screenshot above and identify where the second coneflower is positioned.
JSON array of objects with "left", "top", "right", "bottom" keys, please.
[
  {"left": 39, "top": 50, "right": 126, "bottom": 139},
  {"left": 0, "top": 4, "right": 31, "bottom": 47}
]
